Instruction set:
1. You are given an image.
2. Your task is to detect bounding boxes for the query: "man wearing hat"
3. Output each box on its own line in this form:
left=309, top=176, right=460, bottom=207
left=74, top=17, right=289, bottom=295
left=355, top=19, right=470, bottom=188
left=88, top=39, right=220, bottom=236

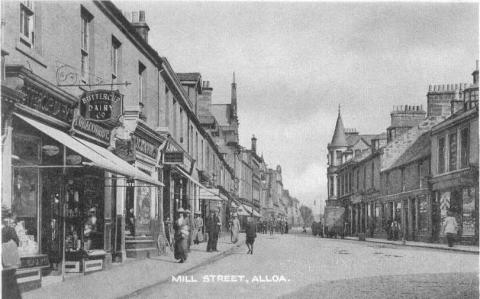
left=206, top=210, right=221, bottom=252
left=193, top=211, right=203, bottom=245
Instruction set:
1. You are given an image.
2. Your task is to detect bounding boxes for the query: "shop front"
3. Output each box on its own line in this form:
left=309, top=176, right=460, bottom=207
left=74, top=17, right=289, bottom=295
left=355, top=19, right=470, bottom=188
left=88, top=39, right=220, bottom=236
left=1, top=68, right=163, bottom=291
left=431, top=169, right=479, bottom=245
left=115, top=122, right=166, bottom=258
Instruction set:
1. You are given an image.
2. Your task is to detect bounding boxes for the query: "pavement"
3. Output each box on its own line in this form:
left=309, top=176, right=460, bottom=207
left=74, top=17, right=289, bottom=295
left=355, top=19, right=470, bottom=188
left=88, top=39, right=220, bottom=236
left=289, top=227, right=479, bottom=254
left=343, top=236, right=479, bottom=254
left=22, top=233, right=243, bottom=299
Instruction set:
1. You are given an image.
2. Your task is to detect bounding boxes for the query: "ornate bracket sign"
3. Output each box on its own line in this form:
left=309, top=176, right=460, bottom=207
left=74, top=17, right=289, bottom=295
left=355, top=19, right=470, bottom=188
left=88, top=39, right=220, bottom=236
left=79, top=90, right=123, bottom=122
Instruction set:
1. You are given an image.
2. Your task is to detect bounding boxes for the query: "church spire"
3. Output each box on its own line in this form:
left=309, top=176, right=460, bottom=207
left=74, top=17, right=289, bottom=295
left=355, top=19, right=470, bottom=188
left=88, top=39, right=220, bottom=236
left=330, top=106, right=347, bottom=147
left=231, top=71, right=238, bottom=121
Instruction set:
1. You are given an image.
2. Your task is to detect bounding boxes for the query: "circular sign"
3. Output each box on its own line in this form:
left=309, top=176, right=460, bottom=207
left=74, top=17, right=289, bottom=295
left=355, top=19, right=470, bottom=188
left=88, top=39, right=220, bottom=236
left=42, top=145, right=60, bottom=156
left=66, top=154, right=82, bottom=165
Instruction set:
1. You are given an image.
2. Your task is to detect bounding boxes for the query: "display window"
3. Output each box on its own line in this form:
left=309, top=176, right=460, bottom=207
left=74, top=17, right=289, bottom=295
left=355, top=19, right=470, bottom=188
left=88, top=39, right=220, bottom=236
left=461, top=187, right=476, bottom=236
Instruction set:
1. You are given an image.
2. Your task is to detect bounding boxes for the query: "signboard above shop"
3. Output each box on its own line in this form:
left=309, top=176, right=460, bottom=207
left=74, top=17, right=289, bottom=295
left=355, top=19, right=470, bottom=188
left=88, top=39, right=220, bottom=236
left=79, top=90, right=123, bottom=122
left=164, top=152, right=184, bottom=164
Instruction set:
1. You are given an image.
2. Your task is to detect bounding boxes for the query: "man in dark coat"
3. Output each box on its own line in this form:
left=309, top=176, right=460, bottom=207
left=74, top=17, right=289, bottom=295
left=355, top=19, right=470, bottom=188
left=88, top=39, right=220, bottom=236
left=245, top=216, right=257, bottom=254
left=206, top=211, right=220, bottom=252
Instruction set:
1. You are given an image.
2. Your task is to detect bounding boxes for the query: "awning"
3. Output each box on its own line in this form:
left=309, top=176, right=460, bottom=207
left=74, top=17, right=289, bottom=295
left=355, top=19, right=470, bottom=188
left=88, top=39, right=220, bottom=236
left=199, top=188, right=224, bottom=201
left=174, top=166, right=222, bottom=199
left=235, top=205, right=250, bottom=216
left=14, top=113, right=163, bottom=186
left=242, top=204, right=261, bottom=218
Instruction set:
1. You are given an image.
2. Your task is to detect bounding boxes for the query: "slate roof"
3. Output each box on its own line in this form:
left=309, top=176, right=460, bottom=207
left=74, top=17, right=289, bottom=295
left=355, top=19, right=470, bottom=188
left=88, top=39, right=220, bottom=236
left=388, top=131, right=431, bottom=170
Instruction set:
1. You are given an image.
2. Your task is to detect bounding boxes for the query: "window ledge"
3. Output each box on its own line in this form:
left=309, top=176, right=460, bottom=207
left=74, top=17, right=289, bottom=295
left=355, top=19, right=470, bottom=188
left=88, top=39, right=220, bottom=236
left=15, top=38, right=46, bottom=68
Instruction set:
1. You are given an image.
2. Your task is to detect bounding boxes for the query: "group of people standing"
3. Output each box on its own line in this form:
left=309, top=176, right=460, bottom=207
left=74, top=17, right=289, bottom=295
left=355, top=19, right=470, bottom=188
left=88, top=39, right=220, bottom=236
left=170, top=208, right=222, bottom=263
left=258, top=218, right=289, bottom=235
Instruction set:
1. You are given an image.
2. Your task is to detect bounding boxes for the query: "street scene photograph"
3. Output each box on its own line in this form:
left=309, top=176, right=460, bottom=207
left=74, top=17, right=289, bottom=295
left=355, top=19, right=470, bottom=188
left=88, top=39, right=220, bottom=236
left=0, top=1, right=478, bottom=298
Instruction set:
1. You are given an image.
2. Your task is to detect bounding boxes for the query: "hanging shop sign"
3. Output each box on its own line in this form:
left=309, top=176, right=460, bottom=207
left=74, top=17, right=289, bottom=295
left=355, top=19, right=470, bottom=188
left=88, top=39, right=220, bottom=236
left=164, top=152, right=184, bottom=164
left=72, top=114, right=111, bottom=144
left=79, top=90, right=123, bottom=122
left=134, top=136, right=158, bottom=160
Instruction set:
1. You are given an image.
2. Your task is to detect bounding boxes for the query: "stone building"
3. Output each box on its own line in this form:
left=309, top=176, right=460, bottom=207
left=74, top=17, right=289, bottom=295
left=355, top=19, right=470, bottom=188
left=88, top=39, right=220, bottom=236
left=0, top=0, right=237, bottom=289
left=326, top=62, right=479, bottom=246
left=429, top=62, right=479, bottom=245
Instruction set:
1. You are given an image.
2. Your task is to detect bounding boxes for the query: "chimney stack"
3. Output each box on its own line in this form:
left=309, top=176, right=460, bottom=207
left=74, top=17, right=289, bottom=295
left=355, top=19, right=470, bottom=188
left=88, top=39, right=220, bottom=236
left=131, top=10, right=150, bottom=43
left=251, top=135, right=257, bottom=154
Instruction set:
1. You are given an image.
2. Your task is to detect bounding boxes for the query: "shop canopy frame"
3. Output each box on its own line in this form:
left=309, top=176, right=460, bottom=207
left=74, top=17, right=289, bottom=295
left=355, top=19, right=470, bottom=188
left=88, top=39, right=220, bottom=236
left=14, top=113, right=164, bottom=187
left=174, top=166, right=225, bottom=201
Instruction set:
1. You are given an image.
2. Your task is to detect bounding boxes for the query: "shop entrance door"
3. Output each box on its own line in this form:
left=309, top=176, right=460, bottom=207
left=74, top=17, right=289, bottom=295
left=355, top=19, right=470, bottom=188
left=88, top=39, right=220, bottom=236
left=41, top=169, right=64, bottom=270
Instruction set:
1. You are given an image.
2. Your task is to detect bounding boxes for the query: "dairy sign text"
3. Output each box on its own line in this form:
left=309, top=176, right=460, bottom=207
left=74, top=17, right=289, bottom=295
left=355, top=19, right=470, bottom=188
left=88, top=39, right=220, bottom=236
left=79, top=90, right=123, bottom=121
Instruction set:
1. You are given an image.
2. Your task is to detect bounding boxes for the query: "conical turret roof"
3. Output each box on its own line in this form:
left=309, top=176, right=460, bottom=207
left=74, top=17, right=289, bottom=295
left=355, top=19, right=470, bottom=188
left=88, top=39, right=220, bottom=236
left=330, top=109, right=348, bottom=147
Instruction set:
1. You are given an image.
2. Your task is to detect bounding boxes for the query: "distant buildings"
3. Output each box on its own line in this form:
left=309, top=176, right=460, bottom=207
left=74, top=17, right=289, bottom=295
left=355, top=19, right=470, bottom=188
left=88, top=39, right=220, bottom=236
left=325, top=62, right=479, bottom=245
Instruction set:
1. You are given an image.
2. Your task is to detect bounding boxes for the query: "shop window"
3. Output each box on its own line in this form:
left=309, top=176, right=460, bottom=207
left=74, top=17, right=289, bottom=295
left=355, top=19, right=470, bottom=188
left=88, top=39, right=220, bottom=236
left=438, top=137, right=445, bottom=173
left=460, top=127, right=470, bottom=169
left=448, top=133, right=457, bottom=172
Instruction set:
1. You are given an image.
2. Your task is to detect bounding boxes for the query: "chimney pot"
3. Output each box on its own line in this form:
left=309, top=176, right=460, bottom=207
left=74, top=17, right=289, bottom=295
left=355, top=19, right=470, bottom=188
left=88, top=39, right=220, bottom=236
left=429, top=85, right=432, bottom=92
left=132, top=11, right=139, bottom=23
left=139, top=10, right=146, bottom=22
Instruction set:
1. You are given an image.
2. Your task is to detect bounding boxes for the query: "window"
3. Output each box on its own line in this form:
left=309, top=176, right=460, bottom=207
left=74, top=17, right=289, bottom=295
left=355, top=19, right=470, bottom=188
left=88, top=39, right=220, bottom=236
left=336, top=177, right=341, bottom=196
left=356, top=169, right=360, bottom=191
left=80, top=8, right=92, bottom=82
left=335, top=150, right=342, bottom=165
left=138, top=62, right=146, bottom=103
left=172, top=99, right=177, bottom=139
left=111, top=36, right=121, bottom=80
left=363, top=166, right=366, bottom=190
left=20, top=1, right=34, bottom=47
left=201, top=139, right=204, bottom=169
left=448, top=132, right=457, bottom=171
left=438, top=137, right=445, bottom=173
left=329, top=177, right=334, bottom=197
left=195, top=132, right=199, bottom=163
left=460, top=127, right=470, bottom=169
left=371, top=161, right=375, bottom=188
left=401, top=168, right=405, bottom=192
left=179, top=108, right=184, bottom=143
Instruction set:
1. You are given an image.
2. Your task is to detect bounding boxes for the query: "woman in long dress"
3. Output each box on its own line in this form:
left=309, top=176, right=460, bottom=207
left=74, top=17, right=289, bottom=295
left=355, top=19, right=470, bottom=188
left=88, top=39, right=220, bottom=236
left=174, top=208, right=188, bottom=263
left=231, top=214, right=241, bottom=243
left=193, top=213, right=203, bottom=245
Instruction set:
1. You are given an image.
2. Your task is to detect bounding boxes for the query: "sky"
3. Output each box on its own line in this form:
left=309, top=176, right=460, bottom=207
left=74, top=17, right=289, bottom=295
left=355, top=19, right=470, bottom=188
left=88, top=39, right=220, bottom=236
left=116, top=1, right=478, bottom=213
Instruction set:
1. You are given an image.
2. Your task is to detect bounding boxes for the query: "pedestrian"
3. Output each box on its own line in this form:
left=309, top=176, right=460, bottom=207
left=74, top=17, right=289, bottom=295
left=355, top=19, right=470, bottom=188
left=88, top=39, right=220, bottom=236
left=173, top=208, right=188, bottom=263
left=269, top=218, right=274, bottom=235
left=443, top=210, right=458, bottom=248
left=302, top=225, right=307, bottom=233
left=386, top=218, right=393, bottom=240
left=193, top=212, right=203, bottom=245
left=231, top=214, right=241, bottom=243
left=184, top=209, right=192, bottom=251
left=285, top=221, right=289, bottom=234
left=206, top=211, right=221, bottom=252
left=2, top=207, right=21, bottom=299
left=391, top=219, right=400, bottom=241
left=245, top=216, right=257, bottom=254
